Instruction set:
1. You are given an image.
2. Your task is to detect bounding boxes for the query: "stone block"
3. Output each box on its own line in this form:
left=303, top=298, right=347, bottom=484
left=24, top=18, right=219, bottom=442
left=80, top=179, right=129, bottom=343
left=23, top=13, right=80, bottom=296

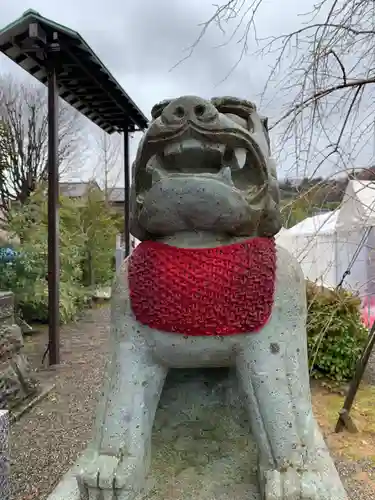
left=0, top=292, right=14, bottom=322
left=0, top=354, right=38, bottom=410
left=0, top=290, right=39, bottom=410
left=0, top=323, right=24, bottom=358
left=0, top=410, right=10, bottom=500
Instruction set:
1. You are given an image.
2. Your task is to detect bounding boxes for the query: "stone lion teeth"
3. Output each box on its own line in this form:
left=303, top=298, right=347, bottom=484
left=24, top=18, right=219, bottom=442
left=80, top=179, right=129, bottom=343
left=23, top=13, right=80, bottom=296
left=152, top=168, right=165, bottom=183
left=268, top=157, right=277, bottom=178
left=146, top=164, right=165, bottom=183
left=220, top=166, right=234, bottom=185
left=234, top=148, right=247, bottom=169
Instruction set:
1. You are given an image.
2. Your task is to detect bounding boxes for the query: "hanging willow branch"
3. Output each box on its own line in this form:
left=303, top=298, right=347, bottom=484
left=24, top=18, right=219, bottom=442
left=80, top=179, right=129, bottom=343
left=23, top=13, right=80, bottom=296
left=183, top=0, right=375, bottom=180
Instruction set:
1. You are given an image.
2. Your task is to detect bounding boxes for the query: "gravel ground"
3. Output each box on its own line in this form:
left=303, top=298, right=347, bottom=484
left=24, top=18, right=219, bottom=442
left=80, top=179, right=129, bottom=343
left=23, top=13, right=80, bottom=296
left=9, top=305, right=375, bottom=500
left=335, top=459, right=375, bottom=499
left=10, top=306, right=110, bottom=500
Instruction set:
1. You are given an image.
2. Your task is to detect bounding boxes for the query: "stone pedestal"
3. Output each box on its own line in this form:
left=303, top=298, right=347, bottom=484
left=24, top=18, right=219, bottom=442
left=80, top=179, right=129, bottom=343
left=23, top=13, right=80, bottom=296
left=0, top=291, right=39, bottom=410
left=0, top=410, right=10, bottom=500
left=46, top=368, right=261, bottom=500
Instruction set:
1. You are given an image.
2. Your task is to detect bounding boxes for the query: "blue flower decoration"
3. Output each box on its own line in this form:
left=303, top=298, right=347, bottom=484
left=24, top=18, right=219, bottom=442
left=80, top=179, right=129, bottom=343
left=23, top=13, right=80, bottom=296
left=0, top=247, right=18, bottom=263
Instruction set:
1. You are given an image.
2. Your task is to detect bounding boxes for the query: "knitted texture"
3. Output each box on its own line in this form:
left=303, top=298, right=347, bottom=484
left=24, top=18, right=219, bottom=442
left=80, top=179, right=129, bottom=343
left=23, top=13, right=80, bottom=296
left=128, top=237, right=276, bottom=336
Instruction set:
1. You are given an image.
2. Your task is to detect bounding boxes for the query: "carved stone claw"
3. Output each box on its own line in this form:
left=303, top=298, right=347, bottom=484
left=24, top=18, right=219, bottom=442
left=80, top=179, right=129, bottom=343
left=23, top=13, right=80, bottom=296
left=264, top=468, right=337, bottom=500
left=77, top=454, right=142, bottom=500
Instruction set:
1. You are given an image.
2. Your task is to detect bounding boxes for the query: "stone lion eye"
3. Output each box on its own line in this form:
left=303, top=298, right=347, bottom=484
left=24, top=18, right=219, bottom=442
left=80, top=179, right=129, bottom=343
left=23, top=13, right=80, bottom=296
left=215, top=102, right=254, bottom=127
left=216, top=106, right=252, bottom=130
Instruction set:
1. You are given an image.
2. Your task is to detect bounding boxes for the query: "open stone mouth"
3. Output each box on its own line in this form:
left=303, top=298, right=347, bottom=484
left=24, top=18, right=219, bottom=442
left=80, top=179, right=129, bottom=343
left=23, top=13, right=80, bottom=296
left=145, top=138, right=265, bottom=188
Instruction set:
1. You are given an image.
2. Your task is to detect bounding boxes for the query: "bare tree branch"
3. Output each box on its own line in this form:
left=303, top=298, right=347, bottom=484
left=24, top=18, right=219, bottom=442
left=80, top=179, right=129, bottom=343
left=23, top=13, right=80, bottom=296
left=0, top=73, right=89, bottom=219
left=92, top=129, right=122, bottom=203
left=170, top=0, right=263, bottom=75
left=186, top=0, right=375, bottom=181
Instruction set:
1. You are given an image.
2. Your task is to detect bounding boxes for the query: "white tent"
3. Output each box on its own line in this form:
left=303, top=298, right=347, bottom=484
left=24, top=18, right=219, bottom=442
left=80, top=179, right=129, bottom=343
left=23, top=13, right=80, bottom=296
left=337, top=180, right=375, bottom=229
left=276, top=210, right=339, bottom=288
left=276, top=180, right=375, bottom=296
left=336, top=180, right=375, bottom=297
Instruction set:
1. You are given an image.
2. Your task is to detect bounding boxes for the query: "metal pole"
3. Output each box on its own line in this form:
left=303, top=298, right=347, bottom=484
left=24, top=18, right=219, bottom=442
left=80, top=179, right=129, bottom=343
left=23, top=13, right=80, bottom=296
left=123, top=127, right=130, bottom=258
left=47, top=43, right=60, bottom=366
left=335, top=321, right=375, bottom=432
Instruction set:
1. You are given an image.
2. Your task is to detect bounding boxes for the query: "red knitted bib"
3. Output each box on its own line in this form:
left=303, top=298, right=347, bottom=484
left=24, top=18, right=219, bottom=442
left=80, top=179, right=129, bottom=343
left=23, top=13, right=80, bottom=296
left=128, top=237, right=276, bottom=336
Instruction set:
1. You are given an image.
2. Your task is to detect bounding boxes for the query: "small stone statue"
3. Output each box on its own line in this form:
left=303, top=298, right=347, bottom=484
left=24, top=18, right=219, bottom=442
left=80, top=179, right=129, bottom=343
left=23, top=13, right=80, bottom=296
left=77, top=96, right=348, bottom=499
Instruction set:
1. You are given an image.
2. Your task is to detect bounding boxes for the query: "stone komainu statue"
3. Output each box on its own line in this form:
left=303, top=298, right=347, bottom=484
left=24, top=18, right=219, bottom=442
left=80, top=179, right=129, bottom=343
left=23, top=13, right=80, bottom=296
left=77, top=96, right=348, bottom=499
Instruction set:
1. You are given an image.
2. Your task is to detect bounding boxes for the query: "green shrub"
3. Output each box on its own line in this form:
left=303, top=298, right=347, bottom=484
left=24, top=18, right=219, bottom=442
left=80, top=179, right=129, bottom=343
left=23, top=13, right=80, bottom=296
left=0, top=185, right=119, bottom=324
left=0, top=189, right=88, bottom=323
left=79, top=186, right=118, bottom=287
left=306, top=281, right=368, bottom=382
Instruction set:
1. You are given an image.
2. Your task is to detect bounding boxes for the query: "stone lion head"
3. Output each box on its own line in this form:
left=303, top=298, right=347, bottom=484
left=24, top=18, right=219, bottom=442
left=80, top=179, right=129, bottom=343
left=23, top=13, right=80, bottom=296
left=130, top=95, right=281, bottom=240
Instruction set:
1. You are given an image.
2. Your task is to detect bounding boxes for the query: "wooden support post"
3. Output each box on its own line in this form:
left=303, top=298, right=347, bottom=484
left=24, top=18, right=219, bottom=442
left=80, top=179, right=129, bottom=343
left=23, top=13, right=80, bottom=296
left=47, top=34, right=60, bottom=366
left=335, top=321, right=375, bottom=433
left=123, top=126, right=130, bottom=258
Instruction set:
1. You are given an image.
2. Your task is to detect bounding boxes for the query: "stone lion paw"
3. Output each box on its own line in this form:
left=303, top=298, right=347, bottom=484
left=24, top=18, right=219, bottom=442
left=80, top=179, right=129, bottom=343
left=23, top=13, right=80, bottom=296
left=76, top=454, right=140, bottom=500
left=264, top=468, right=332, bottom=500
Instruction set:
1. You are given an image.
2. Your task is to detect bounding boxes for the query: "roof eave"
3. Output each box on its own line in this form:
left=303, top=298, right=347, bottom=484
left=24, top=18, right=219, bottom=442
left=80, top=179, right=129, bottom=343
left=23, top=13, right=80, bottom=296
left=0, top=11, right=149, bottom=132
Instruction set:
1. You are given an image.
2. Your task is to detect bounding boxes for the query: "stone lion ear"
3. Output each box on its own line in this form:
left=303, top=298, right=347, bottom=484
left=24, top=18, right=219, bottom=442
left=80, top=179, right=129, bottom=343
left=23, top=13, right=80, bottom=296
left=260, top=116, right=269, bottom=133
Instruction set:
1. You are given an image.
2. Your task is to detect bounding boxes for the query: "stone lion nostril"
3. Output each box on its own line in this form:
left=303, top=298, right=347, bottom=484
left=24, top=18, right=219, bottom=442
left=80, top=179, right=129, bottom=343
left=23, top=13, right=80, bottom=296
left=173, top=105, right=185, bottom=118
left=194, top=104, right=206, bottom=117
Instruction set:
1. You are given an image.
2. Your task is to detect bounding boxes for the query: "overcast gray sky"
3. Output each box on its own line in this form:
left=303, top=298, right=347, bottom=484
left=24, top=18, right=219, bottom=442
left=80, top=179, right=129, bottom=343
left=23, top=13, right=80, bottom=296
left=1, top=1, right=302, bottom=108
left=2, top=0, right=368, bottom=184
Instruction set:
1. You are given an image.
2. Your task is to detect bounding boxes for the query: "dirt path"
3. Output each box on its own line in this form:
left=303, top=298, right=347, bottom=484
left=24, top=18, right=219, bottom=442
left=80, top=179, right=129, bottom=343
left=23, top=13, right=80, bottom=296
left=312, top=383, right=375, bottom=498
left=9, top=306, right=375, bottom=499
left=10, top=306, right=110, bottom=500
